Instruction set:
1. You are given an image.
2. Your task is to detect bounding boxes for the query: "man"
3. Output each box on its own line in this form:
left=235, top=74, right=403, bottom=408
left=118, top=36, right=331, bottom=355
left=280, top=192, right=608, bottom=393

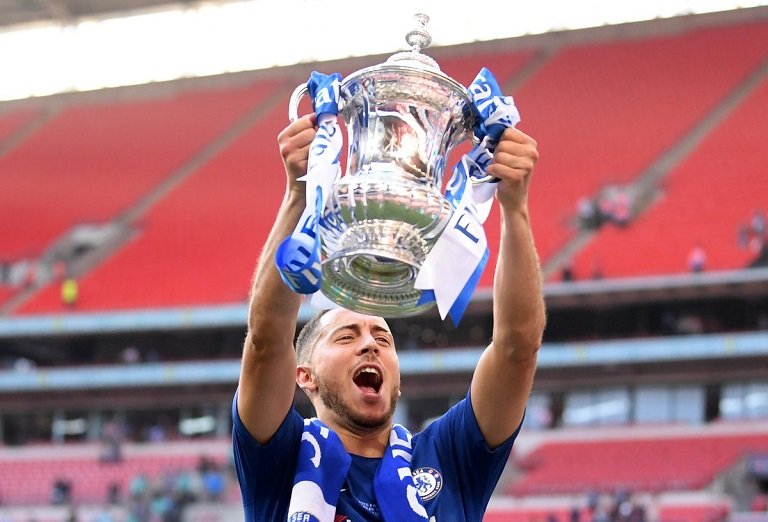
left=232, top=112, right=545, bottom=521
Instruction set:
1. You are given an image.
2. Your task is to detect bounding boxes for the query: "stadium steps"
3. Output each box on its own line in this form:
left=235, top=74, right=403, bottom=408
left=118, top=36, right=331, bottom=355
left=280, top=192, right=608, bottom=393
left=0, top=106, right=58, bottom=159
left=543, top=53, right=768, bottom=280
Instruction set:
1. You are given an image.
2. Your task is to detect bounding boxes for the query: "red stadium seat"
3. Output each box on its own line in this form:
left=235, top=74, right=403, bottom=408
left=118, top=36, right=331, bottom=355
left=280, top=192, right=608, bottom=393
left=5, top=18, right=768, bottom=312
left=507, top=433, right=768, bottom=496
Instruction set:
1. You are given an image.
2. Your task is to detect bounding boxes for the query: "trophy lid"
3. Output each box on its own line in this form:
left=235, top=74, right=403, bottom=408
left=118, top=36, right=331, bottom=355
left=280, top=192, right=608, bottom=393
left=385, top=13, right=441, bottom=71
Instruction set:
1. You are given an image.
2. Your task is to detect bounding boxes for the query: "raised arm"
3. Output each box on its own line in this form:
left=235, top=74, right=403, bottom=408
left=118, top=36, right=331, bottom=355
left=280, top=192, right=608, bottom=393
left=470, top=127, right=546, bottom=449
left=236, top=113, right=317, bottom=444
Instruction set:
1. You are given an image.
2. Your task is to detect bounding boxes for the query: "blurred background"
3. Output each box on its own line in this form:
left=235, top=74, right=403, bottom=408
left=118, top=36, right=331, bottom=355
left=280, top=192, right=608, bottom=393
left=1, top=1, right=767, bottom=520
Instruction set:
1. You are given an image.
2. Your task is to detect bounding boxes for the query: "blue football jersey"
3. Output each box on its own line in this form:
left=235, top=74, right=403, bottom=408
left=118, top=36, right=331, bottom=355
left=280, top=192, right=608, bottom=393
left=232, top=392, right=519, bottom=521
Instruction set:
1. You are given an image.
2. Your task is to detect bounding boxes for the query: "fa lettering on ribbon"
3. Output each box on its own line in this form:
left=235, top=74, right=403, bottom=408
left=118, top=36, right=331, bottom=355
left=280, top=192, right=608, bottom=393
left=454, top=211, right=481, bottom=245
left=280, top=214, right=322, bottom=292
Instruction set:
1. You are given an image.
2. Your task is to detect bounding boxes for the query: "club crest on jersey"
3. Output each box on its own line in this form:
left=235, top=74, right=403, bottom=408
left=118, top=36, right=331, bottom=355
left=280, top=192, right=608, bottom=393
left=412, top=467, right=443, bottom=501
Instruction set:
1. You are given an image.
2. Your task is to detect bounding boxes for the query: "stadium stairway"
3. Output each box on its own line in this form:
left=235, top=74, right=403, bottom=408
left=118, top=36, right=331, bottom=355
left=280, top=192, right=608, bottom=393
left=0, top=106, right=54, bottom=158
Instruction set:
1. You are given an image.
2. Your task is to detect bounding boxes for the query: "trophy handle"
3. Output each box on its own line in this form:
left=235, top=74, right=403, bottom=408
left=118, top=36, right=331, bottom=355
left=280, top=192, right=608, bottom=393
left=467, top=128, right=497, bottom=184
left=288, top=83, right=309, bottom=122
left=471, top=173, right=499, bottom=184
left=288, top=82, right=346, bottom=122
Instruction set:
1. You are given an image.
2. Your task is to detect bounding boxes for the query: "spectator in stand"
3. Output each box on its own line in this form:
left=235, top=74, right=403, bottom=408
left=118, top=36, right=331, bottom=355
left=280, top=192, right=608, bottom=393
left=8, top=258, right=31, bottom=288
left=738, top=210, right=767, bottom=257
left=752, top=210, right=766, bottom=238
left=100, top=419, right=124, bottom=463
left=106, top=482, right=120, bottom=505
left=561, top=262, right=575, bottom=282
left=577, top=196, right=601, bottom=229
left=570, top=505, right=582, bottom=521
left=750, top=210, right=766, bottom=255
left=50, top=478, right=72, bottom=505
left=611, top=188, right=631, bottom=227
left=121, top=346, right=141, bottom=364
left=202, top=464, right=225, bottom=502
left=129, top=473, right=149, bottom=502
left=688, top=244, right=707, bottom=273
left=60, top=277, right=79, bottom=308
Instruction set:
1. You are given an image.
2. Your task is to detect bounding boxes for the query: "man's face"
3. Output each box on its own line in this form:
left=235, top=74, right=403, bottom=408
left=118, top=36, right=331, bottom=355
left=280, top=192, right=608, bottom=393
left=305, top=308, right=401, bottom=431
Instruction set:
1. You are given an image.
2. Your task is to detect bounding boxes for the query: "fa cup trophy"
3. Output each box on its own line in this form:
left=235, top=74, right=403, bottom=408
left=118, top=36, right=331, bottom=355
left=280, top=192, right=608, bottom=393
left=277, top=14, right=520, bottom=321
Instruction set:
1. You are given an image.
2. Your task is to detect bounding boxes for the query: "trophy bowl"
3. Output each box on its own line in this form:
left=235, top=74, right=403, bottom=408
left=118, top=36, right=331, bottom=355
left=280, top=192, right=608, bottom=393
left=289, top=15, right=477, bottom=317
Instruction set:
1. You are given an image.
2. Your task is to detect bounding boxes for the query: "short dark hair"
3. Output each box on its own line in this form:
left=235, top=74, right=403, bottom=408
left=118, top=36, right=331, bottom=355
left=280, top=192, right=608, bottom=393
left=295, top=309, right=331, bottom=364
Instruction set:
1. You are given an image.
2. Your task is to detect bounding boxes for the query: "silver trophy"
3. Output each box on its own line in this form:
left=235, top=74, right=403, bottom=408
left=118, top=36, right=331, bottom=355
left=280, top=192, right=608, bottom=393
left=289, top=14, right=483, bottom=317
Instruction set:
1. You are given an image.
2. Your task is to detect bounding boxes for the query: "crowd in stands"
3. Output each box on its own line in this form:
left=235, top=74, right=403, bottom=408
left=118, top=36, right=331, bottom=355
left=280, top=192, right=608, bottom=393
left=571, top=490, right=648, bottom=522
left=44, top=454, right=231, bottom=522
left=738, top=209, right=767, bottom=264
left=576, top=185, right=635, bottom=232
left=0, top=256, right=67, bottom=292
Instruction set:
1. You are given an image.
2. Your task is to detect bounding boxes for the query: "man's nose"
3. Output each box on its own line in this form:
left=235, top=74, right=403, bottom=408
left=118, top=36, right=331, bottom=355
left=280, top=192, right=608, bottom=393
left=356, top=335, right=380, bottom=355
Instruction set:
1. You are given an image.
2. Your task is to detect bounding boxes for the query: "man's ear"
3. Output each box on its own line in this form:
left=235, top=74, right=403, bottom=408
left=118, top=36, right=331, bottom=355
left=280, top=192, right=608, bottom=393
left=296, top=365, right=317, bottom=392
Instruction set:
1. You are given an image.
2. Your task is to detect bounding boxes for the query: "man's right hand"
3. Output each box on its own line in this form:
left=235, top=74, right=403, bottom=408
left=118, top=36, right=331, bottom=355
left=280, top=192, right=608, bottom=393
left=278, top=113, right=317, bottom=194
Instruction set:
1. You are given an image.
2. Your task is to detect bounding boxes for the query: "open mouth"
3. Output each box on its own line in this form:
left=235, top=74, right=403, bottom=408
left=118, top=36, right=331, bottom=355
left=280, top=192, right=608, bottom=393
left=353, top=366, right=383, bottom=395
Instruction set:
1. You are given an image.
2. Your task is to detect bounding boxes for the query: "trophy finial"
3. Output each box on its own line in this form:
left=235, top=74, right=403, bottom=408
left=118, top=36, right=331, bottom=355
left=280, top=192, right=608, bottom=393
left=387, top=13, right=439, bottom=70
left=406, top=13, right=432, bottom=53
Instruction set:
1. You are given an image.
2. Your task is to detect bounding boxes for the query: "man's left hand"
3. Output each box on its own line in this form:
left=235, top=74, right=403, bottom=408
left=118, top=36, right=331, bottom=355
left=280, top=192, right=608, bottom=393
left=486, top=128, right=539, bottom=211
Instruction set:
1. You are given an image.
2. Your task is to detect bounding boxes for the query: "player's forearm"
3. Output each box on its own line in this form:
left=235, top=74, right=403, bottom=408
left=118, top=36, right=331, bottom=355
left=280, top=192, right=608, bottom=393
left=492, top=205, right=546, bottom=358
left=245, top=190, right=305, bottom=352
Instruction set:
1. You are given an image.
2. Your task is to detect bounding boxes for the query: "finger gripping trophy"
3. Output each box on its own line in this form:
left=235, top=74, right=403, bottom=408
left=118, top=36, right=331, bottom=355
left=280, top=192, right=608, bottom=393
left=279, top=14, right=520, bottom=322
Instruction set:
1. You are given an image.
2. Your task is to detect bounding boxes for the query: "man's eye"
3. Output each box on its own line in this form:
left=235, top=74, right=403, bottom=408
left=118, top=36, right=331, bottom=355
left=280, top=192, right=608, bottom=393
left=377, top=337, right=391, bottom=345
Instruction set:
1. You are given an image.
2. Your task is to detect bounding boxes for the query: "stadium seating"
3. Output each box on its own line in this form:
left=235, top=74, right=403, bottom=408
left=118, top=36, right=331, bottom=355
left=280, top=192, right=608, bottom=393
left=3, top=18, right=768, bottom=312
left=0, top=80, right=281, bottom=262
left=437, top=47, right=536, bottom=87
left=0, top=441, right=229, bottom=505
left=510, top=19, right=768, bottom=284
left=572, top=78, right=768, bottom=278
left=18, top=95, right=291, bottom=312
left=507, top=432, right=768, bottom=496
left=15, top=52, right=536, bottom=313
left=657, top=501, right=731, bottom=522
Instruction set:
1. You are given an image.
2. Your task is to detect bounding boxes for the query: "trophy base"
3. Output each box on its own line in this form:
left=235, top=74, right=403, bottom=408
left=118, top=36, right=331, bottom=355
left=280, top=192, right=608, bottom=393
left=320, top=220, right=435, bottom=317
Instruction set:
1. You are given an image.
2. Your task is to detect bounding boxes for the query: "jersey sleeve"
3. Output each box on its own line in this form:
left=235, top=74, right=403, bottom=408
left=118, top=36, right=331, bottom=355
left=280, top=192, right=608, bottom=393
left=231, top=390, right=303, bottom=518
left=420, top=391, right=522, bottom=517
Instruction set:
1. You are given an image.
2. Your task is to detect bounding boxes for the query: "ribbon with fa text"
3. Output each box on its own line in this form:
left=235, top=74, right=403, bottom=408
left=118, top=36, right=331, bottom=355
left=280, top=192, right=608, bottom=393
left=414, top=67, right=521, bottom=325
left=275, top=72, right=342, bottom=296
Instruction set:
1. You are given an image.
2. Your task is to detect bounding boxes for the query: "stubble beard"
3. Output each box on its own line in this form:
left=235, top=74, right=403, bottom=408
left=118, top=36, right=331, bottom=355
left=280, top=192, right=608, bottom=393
left=316, top=374, right=398, bottom=431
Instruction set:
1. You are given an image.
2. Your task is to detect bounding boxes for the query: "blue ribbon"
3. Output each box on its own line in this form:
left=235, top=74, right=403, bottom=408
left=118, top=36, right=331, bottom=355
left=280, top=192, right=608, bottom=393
left=469, top=67, right=519, bottom=146
left=308, top=71, right=342, bottom=117
left=416, top=67, right=519, bottom=325
left=447, top=248, right=490, bottom=325
left=275, top=72, right=342, bottom=295
left=275, top=186, right=324, bottom=294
